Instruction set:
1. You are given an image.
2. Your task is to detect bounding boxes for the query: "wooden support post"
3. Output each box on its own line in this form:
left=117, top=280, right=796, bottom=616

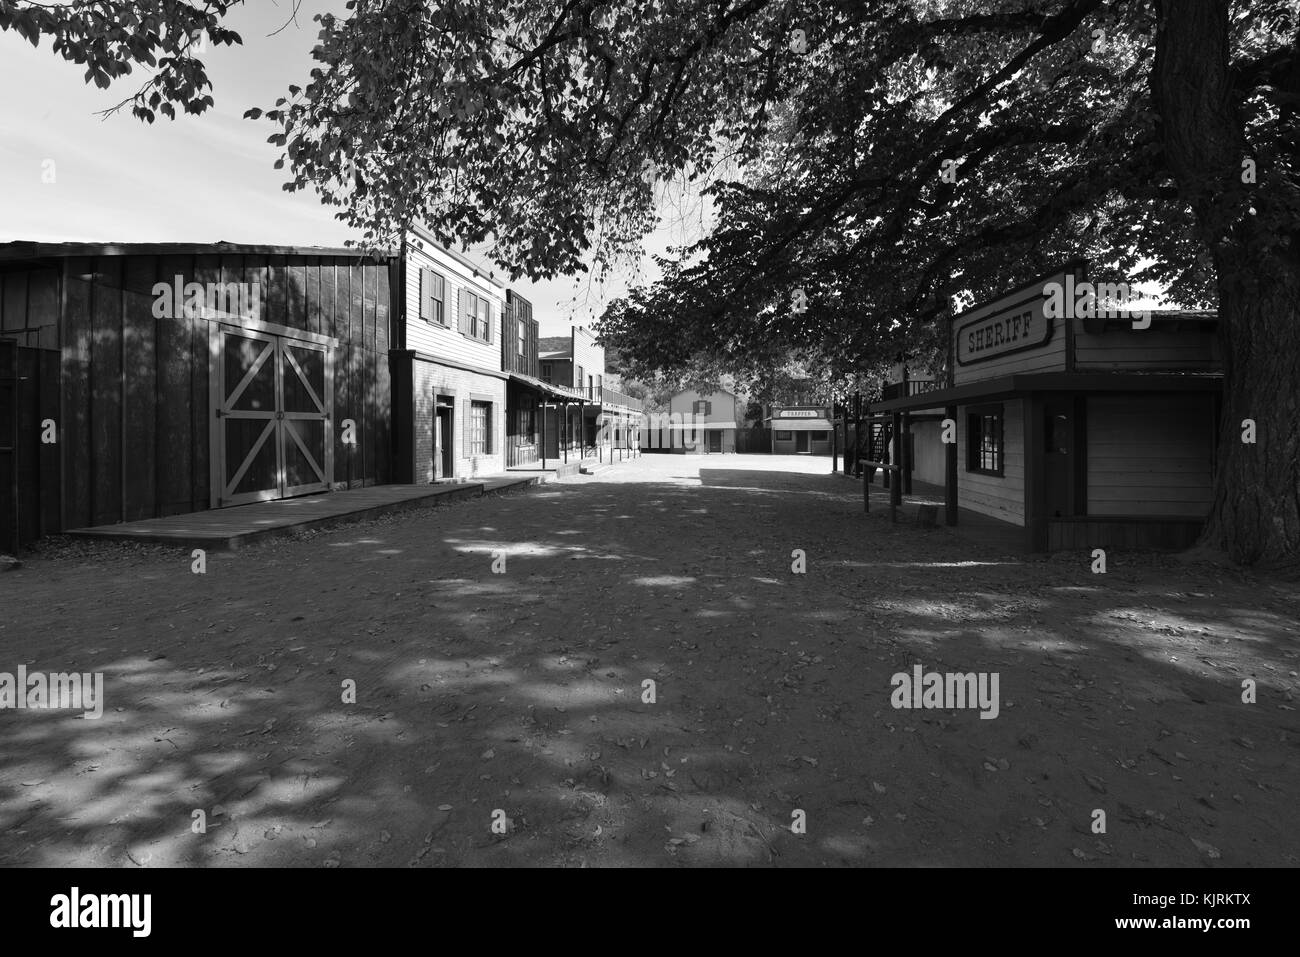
left=541, top=400, right=547, bottom=469
left=831, top=399, right=839, bottom=474
left=902, top=410, right=913, bottom=495
left=853, top=392, right=862, bottom=477
left=1024, top=394, right=1047, bottom=552
left=890, top=411, right=902, bottom=521
left=944, top=403, right=958, bottom=526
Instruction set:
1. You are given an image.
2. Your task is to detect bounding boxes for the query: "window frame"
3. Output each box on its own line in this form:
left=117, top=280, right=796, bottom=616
left=421, top=268, right=447, bottom=326
left=462, top=290, right=492, bottom=344
left=966, top=403, right=1005, bottom=477
left=469, top=400, right=492, bottom=456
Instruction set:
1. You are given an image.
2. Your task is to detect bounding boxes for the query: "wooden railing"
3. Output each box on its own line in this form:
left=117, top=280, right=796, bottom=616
left=879, top=379, right=943, bottom=401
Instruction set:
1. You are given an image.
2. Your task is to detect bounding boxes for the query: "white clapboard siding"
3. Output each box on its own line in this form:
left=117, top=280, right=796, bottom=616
left=669, top=388, right=740, bottom=424
left=404, top=241, right=502, bottom=373
left=1074, top=327, right=1220, bottom=370
left=572, top=327, right=605, bottom=392
left=957, top=400, right=1025, bottom=525
left=1086, top=395, right=1213, bottom=517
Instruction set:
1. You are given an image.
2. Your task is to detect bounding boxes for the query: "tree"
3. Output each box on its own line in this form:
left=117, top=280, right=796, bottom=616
left=10, top=0, right=1298, bottom=564
left=0, top=1, right=241, bottom=121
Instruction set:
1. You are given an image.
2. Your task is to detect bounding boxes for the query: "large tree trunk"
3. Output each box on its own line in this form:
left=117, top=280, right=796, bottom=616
left=1153, top=0, right=1300, bottom=566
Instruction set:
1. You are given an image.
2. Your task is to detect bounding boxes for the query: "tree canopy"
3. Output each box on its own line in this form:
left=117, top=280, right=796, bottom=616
left=7, top=0, right=1298, bottom=563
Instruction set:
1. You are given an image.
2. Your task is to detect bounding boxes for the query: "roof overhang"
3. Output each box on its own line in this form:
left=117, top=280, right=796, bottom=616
left=508, top=371, right=586, bottom=400
left=869, top=372, right=1224, bottom=413
left=766, top=418, right=833, bottom=431
left=652, top=422, right=738, bottom=430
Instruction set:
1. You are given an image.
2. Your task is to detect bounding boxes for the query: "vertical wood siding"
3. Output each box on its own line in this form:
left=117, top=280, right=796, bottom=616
left=9, top=250, right=392, bottom=532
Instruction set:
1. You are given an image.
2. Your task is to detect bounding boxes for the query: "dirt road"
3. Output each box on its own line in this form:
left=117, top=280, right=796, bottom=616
left=2, top=455, right=1297, bottom=866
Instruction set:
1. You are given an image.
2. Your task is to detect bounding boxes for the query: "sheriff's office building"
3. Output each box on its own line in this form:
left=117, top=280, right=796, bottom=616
left=768, top=405, right=834, bottom=455
left=390, top=226, right=509, bottom=483
left=868, top=261, right=1222, bottom=551
left=0, top=240, right=394, bottom=550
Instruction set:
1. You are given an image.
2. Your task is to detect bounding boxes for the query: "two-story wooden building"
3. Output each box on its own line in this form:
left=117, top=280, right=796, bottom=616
left=643, top=388, right=742, bottom=453
left=538, top=325, right=642, bottom=461
left=390, top=225, right=509, bottom=483
left=869, top=261, right=1223, bottom=551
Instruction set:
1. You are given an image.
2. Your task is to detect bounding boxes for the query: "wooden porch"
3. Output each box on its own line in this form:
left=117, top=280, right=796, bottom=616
left=66, top=476, right=540, bottom=550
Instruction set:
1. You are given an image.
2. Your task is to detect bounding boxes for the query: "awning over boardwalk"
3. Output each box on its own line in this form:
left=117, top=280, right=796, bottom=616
left=764, top=418, right=833, bottom=431
left=508, top=371, right=586, bottom=401
left=868, top=371, right=1223, bottom=412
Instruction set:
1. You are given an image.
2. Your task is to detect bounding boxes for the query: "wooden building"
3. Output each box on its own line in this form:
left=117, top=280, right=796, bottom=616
left=390, top=226, right=508, bottom=483
left=0, top=241, right=394, bottom=550
left=767, top=404, right=834, bottom=455
left=538, top=325, right=642, bottom=461
left=869, top=262, right=1223, bottom=551
left=643, top=388, right=741, bottom=453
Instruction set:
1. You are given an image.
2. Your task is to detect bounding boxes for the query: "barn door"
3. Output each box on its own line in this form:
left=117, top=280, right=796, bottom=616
left=278, top=338, right=332, bottom=497
left=213, top=325, right=333, bottom=507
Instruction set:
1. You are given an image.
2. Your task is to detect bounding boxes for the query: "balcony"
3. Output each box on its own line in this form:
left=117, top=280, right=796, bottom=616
left=879, top=379, right=943, bottom=402
left=596, top=385, right=643, bottom=411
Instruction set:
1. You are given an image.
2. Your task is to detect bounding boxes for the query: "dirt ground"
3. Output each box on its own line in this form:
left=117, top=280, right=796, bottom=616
left=1, top=454, right=1297, bottom=867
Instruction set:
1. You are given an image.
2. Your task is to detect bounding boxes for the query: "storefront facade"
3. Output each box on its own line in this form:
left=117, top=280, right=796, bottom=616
left=391, top=226, right=507, bottom=483
left=871, top=261, right=1222, bottom=551
left=769, top=405, right=834, bottom=455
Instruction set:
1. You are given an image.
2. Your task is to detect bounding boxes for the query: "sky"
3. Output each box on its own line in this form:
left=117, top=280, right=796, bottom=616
left=0, top=1, right=703, bottom=336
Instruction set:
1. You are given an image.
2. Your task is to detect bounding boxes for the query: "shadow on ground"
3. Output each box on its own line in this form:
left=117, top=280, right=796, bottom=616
left=2, top=458, right=1297, bottom=867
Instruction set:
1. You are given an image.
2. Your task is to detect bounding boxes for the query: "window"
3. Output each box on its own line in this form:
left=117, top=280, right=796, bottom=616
left=967, top=406, right=1004, bottom=476
left=540, top=362, right=552, bottom=384
left=516, top=317, right=526, bottom=362
left=775, top=430, right=793, bottom=440
left=693, top=400, right=712, bottom=415
left=514, top=405, right=534, bottom=442
left=463, top=290, right=492, bottom=343
left=420, top=268, right=446, bottom=325
left=810, top=431, right=828, bottom=440
left=576, top=365, right=584, bottom=392
left=470, top=401, right=492, bottom=455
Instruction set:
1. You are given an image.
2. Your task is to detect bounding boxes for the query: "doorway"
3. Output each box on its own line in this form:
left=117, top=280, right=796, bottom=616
left=435, top=401, right=454, bottom=480
left=1043, top=397, right=1074, bottom=517
left=708, top=430, right=723, bottom=453
left=212, top=323, right=333, bottom=508
left=795, top=431, right=810, bottom=453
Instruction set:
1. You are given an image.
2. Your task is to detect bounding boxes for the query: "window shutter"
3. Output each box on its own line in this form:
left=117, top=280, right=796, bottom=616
left=419, top=269, right=431, bottom=322
left=463, top=398, right=471, bottom=458
left=485, top=302, right=492, bottom=343
left=458, top=289, right=468, bottom=335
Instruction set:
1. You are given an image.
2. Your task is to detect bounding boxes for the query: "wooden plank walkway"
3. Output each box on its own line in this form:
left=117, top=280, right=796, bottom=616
left=67, top=476, right=540, bottom=549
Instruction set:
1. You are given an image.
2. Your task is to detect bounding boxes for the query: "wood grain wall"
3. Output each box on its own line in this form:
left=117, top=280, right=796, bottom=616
left=3, top=252, right=393, bottom=532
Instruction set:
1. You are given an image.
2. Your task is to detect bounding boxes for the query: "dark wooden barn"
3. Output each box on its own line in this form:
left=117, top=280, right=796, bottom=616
left=0, top=242, right=397, bottom=551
